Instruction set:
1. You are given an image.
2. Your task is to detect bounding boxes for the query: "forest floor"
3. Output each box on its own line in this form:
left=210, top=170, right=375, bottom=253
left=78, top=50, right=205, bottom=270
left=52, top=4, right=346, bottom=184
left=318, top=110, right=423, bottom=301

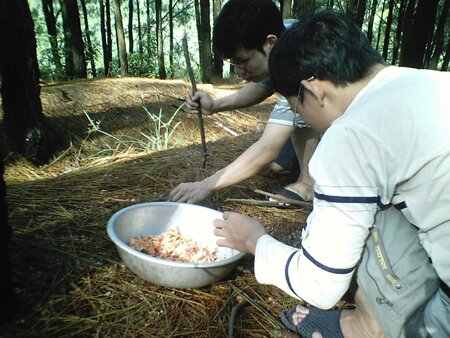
left=0, top=77, right=352, bottom=337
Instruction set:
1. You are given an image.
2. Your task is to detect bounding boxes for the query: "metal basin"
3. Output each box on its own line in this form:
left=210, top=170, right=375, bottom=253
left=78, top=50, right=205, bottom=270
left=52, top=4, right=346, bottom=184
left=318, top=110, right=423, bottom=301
left=107, top=202, right=245, bottom=288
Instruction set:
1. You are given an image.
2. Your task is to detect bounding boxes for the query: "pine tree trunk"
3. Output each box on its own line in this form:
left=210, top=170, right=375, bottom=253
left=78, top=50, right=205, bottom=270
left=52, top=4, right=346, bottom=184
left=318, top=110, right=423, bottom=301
left=41, top=0, right=63, bottom=79
left=136, top=0, right=143, bottom=55
left=0, top=0, right=57, bottom=163
left=283, top=0, right=293, bottom=18
left=199, top=0, right=213, bottom=83
left=155, top=0, right=167, bottom=79
left=99, top=0, right=110, bottom=76
left=80, top=0, right=97, bottom=77
left=293, top=0, right=315, bottom=17
left=113, top=0, right=128, bottom=76
left=169, top=0, right=174, bottom=77
left=429, top=0, right=450, bottom=69
left=375, top=0, right=386, bottom=50
left=391, top=0, right=406, bottom=65
left=128, top=0, right=134, bottom=54
left=59, top=0, right=87, bottom=78
left=382, top=0, right=395, bottom=61
left=441, top=37, right=450, bottom=71
left=400, top=0, right=439, bottom=68
left=106, top=0, right=113, bottom=73
left=366, top=0, right=378, bottom=43
left=212, top=0, right=223, bottom=78
left=346, top=0, right=367, bottom=27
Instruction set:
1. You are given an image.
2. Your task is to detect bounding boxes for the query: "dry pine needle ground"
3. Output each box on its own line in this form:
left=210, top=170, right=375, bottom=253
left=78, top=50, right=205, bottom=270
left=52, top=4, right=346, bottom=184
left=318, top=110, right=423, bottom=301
left=1, top=77, right=352, bottom=337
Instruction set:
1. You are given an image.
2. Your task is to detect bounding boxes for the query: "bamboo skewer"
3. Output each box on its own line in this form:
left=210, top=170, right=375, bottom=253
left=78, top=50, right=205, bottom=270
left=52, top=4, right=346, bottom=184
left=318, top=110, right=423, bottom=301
left=182, top=33, right=208, bottom=169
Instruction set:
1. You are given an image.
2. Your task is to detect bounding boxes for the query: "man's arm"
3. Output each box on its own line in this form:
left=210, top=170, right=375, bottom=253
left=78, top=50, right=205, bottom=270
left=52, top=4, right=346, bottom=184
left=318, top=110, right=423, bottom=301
left=168, top=124, right=294, bottom=203
left=185, top=82, right=274, bottom=115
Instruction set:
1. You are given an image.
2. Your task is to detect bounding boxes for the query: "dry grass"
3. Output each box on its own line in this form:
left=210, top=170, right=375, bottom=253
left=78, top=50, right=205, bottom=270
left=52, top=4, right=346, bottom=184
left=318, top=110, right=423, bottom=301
left=1, top=77, right=351, bottom=337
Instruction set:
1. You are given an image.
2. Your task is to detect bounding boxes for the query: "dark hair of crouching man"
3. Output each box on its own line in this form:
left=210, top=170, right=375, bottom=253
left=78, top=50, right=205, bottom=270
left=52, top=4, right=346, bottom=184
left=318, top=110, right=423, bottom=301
left=213, top=0, right=285, bottom=59
left=269, top=11, right=385, bottom=97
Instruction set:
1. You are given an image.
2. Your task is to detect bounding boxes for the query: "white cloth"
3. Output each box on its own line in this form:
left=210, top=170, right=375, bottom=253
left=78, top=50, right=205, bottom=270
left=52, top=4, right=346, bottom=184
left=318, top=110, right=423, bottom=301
left=254, top=66, right=450, bottom=309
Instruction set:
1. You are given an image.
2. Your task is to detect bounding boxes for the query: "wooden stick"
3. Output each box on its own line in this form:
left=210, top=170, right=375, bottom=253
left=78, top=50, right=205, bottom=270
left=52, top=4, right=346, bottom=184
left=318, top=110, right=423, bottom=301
left=182, top=33, right=208, bottom=169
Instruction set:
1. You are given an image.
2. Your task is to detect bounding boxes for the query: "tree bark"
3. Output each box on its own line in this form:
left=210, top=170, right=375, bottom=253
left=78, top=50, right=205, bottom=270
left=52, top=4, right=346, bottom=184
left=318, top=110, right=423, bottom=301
left=106, top=0, right=113, bottom=74
left=382, top=0, right=395, bottom=61
left=366, top=0, right=378, bottom=43
left=155, top=0, right=167, bottom=78
left=99, top=0, right=110, bottom=76
left=346, top=0, right=367, bottom=27
left=441, top=36, right=450, bottom=71
left=212, top=0, right=223, bottom=78
left=136, top=0, right=143, bottom=55
left=0, top=0, right=57, bottom=163
left=375, top=0, right=386, bottom=50
left=128, top=0, right=134, bottom=54
left=283, top=0, right=293, bottom=18
left=391, top=0, right=406, bottom=65
left=169, top=0, right=174, bottom=77
left=41, top=0, right=63, bottom=78
left=59, top=0, right=87, bottom=78
left=113, top=0, right=129, bottom=76
left=293, top=0, right=315, bottom=17
left=195, top=0, right=213, bottom=83
left=429, top=0, right=450, bottom=69
left=400, top=0, right=439, bottom=68
left=80, top=0, right=97, bottom=77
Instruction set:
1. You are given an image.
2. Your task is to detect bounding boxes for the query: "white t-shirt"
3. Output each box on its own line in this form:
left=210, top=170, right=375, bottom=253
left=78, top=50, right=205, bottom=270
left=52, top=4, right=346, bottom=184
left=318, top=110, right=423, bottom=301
left=254, top=66, right=450, bottom=308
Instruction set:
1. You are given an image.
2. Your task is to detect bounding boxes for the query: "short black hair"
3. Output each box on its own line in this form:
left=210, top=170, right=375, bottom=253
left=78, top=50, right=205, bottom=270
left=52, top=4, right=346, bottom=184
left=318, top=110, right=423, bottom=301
left=213, top=0, right=284, bottom=59
left=269, top=10, right=386, bottom=97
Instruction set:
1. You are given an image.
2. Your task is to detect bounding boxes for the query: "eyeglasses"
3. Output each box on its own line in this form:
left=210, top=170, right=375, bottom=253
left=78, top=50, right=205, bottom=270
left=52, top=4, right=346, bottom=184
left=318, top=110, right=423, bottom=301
left=293, top=76, right=315, bottom=127
left=225, top=50, right=256, bottom=68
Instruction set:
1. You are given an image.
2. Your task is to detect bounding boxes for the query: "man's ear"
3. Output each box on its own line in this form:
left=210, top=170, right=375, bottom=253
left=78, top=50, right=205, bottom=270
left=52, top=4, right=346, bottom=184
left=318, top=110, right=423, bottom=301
left=302, top=79, right=325, bottom=107
left=265, top=34, right=278, bottom=48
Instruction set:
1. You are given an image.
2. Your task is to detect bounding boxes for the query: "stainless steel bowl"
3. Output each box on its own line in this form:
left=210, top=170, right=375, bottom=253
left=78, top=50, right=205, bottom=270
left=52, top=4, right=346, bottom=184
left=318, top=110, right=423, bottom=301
left=107, top=202, right=245, bottom=288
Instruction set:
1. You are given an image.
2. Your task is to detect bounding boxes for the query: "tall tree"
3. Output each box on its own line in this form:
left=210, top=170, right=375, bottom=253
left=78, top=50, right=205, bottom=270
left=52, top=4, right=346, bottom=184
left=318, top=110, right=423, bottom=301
left=441, top=37, right=450, bottom=71
left=375, top=0, right=386, bottom=50
left=100, top=0, right=110, bottom=75
left=41, top=0, right=63, bottom=78
left=128, top=0, right=134, bottom=53
left=136, top=0, right=143, bottom=55
left=155, top=0, right=167, bottom=78
left=169, top=0, right=174, bottom=77
left=366, top=0, right=378, bottom=43
left=59, top=0, right=87, bottom=78
left=346, top=0, right=367, bottom=27
left=293, top=0, right=315, bottom=17
left=282, top=0, right=293, bottom=18
left=106, top=0, right=113, bottom=73
left=391, top=0, right=407, bottom=65
left=212, top=0, right=223, bottom=78
left=382, top=0, right=395, bottom=61
left=80, top=0, right=97, bottom=77
left=113, top=0, right=129, bottom=76
left=195, top=0, right=213, bottom=83
left=429, top=0, right=450, bottom=69
left=0, top=0, right=57, bottom=162
left=400, top=0, right=440, bottom=68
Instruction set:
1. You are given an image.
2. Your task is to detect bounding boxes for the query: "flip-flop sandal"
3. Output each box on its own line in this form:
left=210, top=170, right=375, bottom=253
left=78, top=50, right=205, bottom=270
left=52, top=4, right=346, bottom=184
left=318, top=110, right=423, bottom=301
left=281, top=305, right=344, bottom=338
left=269, top=186, right=309, bottom=202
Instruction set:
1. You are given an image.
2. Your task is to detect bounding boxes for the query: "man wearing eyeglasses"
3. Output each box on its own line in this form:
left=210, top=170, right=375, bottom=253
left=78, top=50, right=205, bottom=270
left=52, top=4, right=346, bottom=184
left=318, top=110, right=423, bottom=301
left=214, top=10, right=450, bottom=338
left=169, top=0, right=319, bottom=205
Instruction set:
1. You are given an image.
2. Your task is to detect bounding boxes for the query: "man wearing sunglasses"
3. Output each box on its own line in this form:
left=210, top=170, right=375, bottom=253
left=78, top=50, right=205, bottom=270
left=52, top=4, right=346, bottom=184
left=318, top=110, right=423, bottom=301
left=214, top=10, right=449, bottom=338
left=169, top=0, right=319, bottom=205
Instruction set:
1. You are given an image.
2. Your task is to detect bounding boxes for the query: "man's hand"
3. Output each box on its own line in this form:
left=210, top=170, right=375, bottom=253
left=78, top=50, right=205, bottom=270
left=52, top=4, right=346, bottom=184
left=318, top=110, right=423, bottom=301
left=168, top=181, right=212, bottom=204
left=185, top=91, right=215, bottom=115
left=213, top=212, right=267, bottom=254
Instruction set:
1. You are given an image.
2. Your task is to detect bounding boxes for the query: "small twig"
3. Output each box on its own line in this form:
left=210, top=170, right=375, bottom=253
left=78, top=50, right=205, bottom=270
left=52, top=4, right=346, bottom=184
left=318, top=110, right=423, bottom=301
left=230, top=284, right=285, bottom=330
left=182, top=33, right=208, bottom=169
left=213, top=120, right=239, bottom=136
left=225, top=198, right=300, bottom=209
left=254, top=189, right=312, bottom=208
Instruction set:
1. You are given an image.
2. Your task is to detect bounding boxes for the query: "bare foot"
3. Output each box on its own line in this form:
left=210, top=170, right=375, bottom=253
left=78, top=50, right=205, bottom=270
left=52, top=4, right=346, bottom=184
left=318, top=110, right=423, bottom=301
left=291, top=305, right=324, bottom=338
